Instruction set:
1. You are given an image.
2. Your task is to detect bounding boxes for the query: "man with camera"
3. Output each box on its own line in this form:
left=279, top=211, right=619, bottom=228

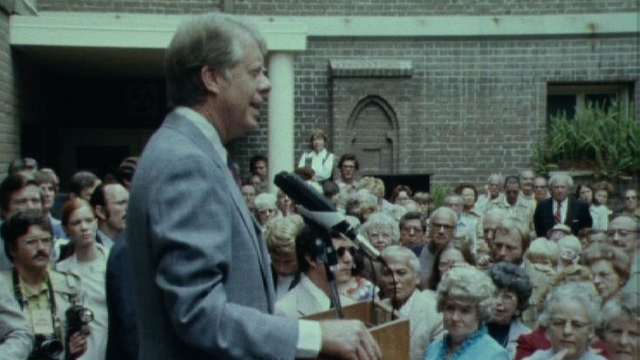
left=1, top=209, right=88, bottom=360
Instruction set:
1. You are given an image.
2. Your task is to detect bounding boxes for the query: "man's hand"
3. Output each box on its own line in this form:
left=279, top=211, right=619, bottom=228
left=320, top=320, right=381, bottom=360
left=67, top=331, right=88, bottom=359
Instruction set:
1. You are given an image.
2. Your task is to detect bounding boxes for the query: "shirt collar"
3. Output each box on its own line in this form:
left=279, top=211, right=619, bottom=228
left=174, top=106, right=227, bottom=163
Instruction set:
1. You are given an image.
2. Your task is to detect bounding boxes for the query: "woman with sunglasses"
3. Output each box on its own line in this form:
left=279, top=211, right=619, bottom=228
left=333, top=234, right=377, bottom=302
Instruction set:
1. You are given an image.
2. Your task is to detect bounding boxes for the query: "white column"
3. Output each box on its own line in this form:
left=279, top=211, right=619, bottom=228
left=267, top=52, right=295, bottom=192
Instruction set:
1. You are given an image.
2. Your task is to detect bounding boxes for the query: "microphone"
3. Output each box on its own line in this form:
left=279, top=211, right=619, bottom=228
left=274, top=172, right=387, bottom=266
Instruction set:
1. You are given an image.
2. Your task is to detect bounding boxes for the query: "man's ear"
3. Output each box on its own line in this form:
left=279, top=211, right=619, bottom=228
left=304, top=253, right=317, bottom=269
left=94, top=205, right=107, bottom=221
left=201, top=66, right=223, bottom=95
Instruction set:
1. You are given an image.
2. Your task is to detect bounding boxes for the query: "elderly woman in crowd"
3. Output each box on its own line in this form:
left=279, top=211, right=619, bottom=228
left=359, top=211, right=399, bottom=282
left=580, top=243, right=630, bottom=301
left=57, top=199, right=108, bottom=360
left=361, top=212, right=400, bottom=252
left=297, top=129, right=335, bottom=182
left=254, top=192, right=278, bottom=228
left=265, top=215, right=304, bottom=300
left=515, top=265, right=609, bottom=360
left=379, top=246, right=443, bottom=360
left=557, top=235, right=582, bottom=270
left=426, top=237, right=475, bottom=292
left=487, top=262, right=532, bottom=358
left=424, top=266, right=509, bottom=360
left=598, top=292, right=638, bottom=360
left=523, top=282, right=606, bottom=360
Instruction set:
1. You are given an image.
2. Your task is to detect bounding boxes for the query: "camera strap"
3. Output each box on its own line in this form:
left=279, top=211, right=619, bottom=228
left=12, top=268, right=61, bottom=336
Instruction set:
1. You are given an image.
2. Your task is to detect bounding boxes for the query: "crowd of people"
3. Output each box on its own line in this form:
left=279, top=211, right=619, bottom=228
left=250, top=150, right=639, bottom=360
left=0, top=137, right=639, bottom=360
left=1, top=12, right=639, bottom=360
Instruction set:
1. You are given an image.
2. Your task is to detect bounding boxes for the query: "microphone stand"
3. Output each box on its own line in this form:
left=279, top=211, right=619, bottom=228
left=307, top=222, right=344, bottom=319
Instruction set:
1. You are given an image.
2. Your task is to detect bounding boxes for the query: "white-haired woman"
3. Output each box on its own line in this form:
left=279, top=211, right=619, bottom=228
left=380, top=246, right=443, bottom=360
left=523, top=282, right=606, bottom=360
left=599, top=292, right=638, bottom=360
left=424, top=266, right=508, bottom=360
left=359, top=212, right=399, bottom=281
left=254, top=192, right=278, bottom=228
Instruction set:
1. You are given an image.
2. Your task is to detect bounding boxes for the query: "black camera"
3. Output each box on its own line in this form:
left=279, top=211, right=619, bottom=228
left=65, top=305, right=94, bottom=336
left=32, top=334, right=64, bottom=360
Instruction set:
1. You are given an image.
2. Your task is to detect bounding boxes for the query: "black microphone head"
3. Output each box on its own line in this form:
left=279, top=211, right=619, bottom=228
left=274, top=171, right=337, bottom=212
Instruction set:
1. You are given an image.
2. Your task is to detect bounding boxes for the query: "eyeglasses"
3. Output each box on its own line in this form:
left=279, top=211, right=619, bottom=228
left=549, top=318, right=590, bottom=331
left=431, top=223, right=454, bottom=231
left=607, top=229, right=638, bottom=237
left=21, top=236, right=53, bottom=248
left=336, top=246, right=356, bottom=258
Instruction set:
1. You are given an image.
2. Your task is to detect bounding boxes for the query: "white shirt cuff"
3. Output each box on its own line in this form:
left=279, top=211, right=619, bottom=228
left=295, top=320, right=322, bottom=358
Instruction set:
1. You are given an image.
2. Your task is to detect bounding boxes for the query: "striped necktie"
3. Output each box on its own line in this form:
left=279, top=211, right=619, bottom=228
left=554, top=201, right=562, bottom=224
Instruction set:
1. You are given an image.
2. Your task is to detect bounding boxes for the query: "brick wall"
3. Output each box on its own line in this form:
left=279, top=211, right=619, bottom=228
left=280, top=35, right=639, bottom=186
left=233, top=0, right=636, bottom=16
left=38, top=0, right=222, bottom=13
left=0, top=7, right=21, bottom=177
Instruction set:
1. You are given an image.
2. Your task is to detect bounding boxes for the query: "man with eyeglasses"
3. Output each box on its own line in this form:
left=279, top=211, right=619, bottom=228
left=275, top=226, right=354, bottom=318
left=612, top=215, right=640, bottom=295
left=415, top=207, right=457, bottom=289
left=619, top=189, right=640, bottom=220
left=1, top=209, right=87, bottom=360
left=399, top=211, right=425, bottom=249
left=335, top=154, right=359, bottom=194
left=0, top=174, right=43, bottom=271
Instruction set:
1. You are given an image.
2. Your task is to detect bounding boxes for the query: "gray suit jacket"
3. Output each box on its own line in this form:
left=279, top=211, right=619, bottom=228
left=126, top=110, right=298, bottom=360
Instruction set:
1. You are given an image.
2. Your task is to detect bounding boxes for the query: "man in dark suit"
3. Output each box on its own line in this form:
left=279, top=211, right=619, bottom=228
left=126, top=13, right=380, bottom=360
left=534, top=173, right=592, bottom=237
left=105, top=232, right=137, bottom=360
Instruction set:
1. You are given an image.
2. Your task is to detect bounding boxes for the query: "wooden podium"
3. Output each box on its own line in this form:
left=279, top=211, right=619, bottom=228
left=303, top=300, right=410, bottom=360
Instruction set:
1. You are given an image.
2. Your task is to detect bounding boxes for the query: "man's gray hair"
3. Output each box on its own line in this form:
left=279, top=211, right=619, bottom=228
left=165, top=13, right=267, bottom=107
left=381, top=245, right=421, bottom=275
left=548, top=172, right=574, bottom=190
left=360, top=212, right=400, bottom=243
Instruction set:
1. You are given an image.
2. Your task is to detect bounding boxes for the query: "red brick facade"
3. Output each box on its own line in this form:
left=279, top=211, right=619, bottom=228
left=4, top=1, right=640, bottom=186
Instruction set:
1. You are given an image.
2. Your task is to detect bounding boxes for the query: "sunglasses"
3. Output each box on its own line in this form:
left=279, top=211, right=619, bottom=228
left=336, top=246, right=357, bottom=258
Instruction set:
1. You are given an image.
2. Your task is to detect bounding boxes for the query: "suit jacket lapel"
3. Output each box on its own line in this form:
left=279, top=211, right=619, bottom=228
left=164, top=113, right=269, bottom=282
left=565, top=198, right=575, bottom=226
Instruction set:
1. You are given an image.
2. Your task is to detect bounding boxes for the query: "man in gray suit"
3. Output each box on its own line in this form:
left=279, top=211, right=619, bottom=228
left=126, top=13, right=380, bottom=360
